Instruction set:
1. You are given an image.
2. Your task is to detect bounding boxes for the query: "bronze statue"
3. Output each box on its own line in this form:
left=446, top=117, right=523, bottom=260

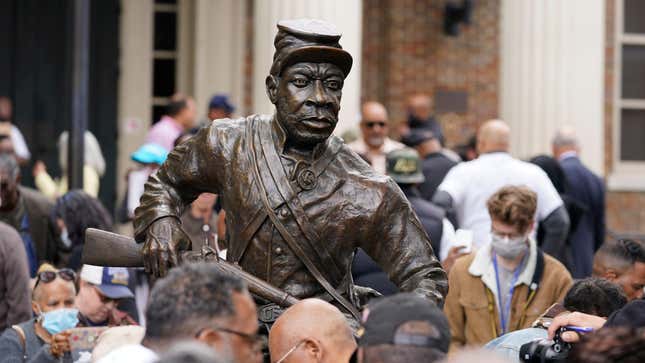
left=133, top=19, right=447, bottom=319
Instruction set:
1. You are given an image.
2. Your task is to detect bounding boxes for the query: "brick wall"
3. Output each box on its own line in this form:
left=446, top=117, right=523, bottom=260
left=361, top=0, right=500, bottom=147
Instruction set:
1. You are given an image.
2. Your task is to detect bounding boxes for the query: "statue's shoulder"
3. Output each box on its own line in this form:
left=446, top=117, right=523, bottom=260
left=205, top=114, right=271, bottom=142
left=335, top=141, right=397, bottom=189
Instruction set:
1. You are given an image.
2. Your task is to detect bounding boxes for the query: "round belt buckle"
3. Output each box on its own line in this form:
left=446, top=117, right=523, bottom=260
left=296, top=168, right=317, bottom=190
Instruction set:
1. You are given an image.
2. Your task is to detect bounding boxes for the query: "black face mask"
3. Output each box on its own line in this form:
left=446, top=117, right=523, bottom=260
left=0, top=115, right=10, bottom=122
left=407, top=114, right=427, bottom=128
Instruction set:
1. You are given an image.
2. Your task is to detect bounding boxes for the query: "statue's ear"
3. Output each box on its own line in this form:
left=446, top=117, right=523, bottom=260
left=266, top=75, right=278, bottom=104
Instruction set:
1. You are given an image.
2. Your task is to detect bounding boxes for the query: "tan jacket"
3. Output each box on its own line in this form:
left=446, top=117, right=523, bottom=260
left=445, top=239, right=572, bottom=350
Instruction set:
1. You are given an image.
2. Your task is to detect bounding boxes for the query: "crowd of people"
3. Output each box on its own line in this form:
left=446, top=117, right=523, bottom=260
left=0, top=20, right=644, bottom=363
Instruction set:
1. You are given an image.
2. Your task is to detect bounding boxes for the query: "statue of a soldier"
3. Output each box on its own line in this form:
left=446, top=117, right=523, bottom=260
left=133, top=19, right=447, bottom=322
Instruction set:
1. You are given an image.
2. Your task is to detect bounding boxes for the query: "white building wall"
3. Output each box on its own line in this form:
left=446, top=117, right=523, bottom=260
left=500, top=0, right=605, bottom=175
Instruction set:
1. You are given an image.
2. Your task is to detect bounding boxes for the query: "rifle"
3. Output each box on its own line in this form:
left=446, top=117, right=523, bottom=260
left=82, top=228, right=299, bottom=308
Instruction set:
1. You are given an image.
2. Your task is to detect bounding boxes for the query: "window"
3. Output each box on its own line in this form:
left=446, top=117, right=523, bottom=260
left=152, top=0, right=179, bottom=123
left=611, top=0, right=645, bottom=190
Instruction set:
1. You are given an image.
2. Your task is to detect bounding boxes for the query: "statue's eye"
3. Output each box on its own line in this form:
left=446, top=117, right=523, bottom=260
left=292, top=78, right=309, bottom=87
left=325, top=80, right=341, bottom=90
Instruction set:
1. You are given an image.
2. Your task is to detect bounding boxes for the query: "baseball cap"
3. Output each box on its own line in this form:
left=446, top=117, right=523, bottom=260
left=131, top=143, right=168, bottom=165
left=208, top=94, right=235, bottom=114
left=358, top=293, right=450, bottom=353
left=402, top=129, right=436, bottom=147
left=80, top=265, right=134, bottom=300
left=386, top=148, right=425, bottom=184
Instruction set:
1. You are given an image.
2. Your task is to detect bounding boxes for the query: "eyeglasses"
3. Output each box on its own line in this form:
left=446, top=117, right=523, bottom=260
left=196, top=326, right=266, bottom=352
left=363, top=121, right=386, bottom=129
left=275, top=340, right=305, bottom=363
left=34, top=268, right=76, bottom=288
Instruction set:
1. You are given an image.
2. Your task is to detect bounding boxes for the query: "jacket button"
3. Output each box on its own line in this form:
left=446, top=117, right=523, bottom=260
left=279, top=207, right=289, bottom=218
left=275, top=247, right=283, bottom=255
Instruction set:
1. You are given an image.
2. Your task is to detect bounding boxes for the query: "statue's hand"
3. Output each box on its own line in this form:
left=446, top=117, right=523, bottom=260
left=143, top=217, right=192, bottom=277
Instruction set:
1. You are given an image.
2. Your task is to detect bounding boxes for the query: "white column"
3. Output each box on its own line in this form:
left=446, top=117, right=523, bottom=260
left=190, top=0, right=247, bottom=117
left=253, top=0, right=363, bottom=135
left=500, top=0, right=605, bottom=175
left=116, top=0, right=154, bottom=204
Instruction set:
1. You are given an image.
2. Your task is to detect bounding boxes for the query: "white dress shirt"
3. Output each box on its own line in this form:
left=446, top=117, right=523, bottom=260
left=437, top=152, right=563, bottom=249
left=347, top=137, right=404, bottom=174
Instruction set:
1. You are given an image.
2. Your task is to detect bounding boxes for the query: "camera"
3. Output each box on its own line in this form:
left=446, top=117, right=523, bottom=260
left=519, top=327, right=572, bottom=363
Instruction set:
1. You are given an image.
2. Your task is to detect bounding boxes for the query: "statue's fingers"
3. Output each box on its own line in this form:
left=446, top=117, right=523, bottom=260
left=142, top=242, right=152, bottom=275
left=149, top=242, right=160, bottom=277
left=158, top=247, right=169, bottom=277
left=169, top=247, right=180, bottom=268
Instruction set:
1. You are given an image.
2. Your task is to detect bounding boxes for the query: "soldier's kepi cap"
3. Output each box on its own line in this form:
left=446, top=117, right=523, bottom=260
left=270, top=19, right=353, bottom=78
left=357, top=293, right=450, bottom=353
left=386, top=148, right=425, bottom=184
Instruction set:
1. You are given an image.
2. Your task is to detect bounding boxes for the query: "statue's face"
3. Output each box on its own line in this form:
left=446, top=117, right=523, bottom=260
left=270, top=62, right=344, bottom=148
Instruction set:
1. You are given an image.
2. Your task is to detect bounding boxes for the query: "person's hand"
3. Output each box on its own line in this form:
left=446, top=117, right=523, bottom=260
left=50, top=331, right=71, bottom=357
left=32, top=160, right=46, bottom=177
left=143, top=217, right=192, bottom=277
left=547, top=312, right=606, bottom=343
left=441, top=246, right=469, bottom=273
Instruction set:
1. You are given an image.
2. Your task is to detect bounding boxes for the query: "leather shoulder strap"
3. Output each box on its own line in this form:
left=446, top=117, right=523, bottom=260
left=11, top=325, right=27, bottom=361
left=246, top=117, right=360, bottom=320
left=255, top=119, right=345, bottom=283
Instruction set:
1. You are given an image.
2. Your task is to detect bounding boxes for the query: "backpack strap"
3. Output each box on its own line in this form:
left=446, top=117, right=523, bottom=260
left=11, top=325, right=27, bottom=362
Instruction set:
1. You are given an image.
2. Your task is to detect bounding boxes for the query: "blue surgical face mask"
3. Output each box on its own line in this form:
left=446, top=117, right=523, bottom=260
left=40, top=307, right=79, bottom=335
left=60, top=228, right=72, bottom=248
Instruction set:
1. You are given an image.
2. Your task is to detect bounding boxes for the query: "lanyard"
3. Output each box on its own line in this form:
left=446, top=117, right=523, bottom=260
left=492, top=253, right=522, bottom=335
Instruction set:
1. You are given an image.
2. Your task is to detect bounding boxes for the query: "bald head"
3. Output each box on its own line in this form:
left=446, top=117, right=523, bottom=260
left=362, top=102, right=388, bottom=122
left=477, top=119, right=510, bottom=154
left=360, top=102, right=390, bottom=149
left=269, top=299, right=356, bottom=363
left=407, top=94, right=432, bottom=120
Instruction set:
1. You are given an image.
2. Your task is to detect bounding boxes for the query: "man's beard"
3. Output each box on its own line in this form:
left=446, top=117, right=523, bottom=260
left=365, top=136, right=385, bottom=148
left=276, top=100, right=338, bottom=148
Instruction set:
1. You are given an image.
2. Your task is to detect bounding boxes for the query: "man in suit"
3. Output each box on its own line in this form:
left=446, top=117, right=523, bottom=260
left=0, top=154, right=63, bottom=276
left=552, top=126, right=605, bottom=278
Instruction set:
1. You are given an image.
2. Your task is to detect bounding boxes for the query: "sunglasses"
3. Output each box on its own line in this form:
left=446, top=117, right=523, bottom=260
left=34, top=268, right=76, bottom=288
left=363, top=121, right=386, bottom=129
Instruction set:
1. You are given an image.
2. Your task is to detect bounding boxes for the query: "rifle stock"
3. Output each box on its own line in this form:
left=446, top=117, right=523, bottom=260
left=83, top=228, right=299, bottom=308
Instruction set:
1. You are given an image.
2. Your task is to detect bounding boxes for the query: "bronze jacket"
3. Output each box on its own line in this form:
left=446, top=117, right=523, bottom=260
left=134, top=115, right=447, bottom=306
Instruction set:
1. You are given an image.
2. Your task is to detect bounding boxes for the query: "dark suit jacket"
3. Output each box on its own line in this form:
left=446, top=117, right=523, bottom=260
left=20, top=186, right=62, bottom=266
left=560, top=156, right=605, bottom=278
left=418, top=152, right=458, bottom=201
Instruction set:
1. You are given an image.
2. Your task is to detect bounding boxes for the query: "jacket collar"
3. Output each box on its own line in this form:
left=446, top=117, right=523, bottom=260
left=468, top=237, right=538, bottom=293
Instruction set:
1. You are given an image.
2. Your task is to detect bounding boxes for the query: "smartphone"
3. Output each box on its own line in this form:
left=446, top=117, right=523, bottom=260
left=454, top=229, right=473, bottom=254
left=68, top=327, right=108, bottom=362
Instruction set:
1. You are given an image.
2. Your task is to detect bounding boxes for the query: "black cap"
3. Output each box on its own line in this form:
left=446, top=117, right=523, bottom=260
left=605, top=300, right=645, bottom=329
left=402, top=129, right=436, bottom=147
left=270, top=19, right=353, bottom=78
left=358, top=293, right=450, bottom=353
